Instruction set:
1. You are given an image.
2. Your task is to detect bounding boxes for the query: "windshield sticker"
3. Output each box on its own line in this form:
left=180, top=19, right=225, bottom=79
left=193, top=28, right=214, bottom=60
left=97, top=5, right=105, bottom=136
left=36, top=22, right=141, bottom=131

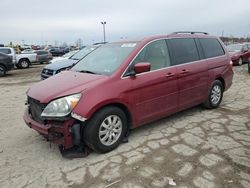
left=121, top=43, right=136, bottom=48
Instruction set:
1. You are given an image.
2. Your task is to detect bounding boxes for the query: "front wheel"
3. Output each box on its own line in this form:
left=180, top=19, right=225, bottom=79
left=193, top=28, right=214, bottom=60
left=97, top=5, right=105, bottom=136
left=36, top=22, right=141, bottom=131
left=203, top=80, right=223, bottom=109
left=83, top=106, right=127, bottom=153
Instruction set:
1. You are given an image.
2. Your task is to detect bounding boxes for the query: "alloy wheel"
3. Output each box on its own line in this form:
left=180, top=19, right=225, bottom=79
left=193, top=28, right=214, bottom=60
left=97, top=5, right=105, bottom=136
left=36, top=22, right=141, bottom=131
left=99, top=115, right=122, bottom=146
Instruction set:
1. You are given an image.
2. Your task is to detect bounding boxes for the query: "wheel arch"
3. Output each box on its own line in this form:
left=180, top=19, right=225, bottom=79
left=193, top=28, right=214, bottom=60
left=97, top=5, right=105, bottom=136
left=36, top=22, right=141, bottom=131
left=18, top=58, right=30, bottom=64
left=87, top=102, right=133, bottom=130
left=215, top=77, right=225, bottom=91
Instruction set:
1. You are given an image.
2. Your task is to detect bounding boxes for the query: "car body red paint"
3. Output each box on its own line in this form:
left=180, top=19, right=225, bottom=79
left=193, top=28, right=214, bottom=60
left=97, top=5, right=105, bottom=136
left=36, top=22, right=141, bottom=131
left=23, top=33, right=233, bottom=151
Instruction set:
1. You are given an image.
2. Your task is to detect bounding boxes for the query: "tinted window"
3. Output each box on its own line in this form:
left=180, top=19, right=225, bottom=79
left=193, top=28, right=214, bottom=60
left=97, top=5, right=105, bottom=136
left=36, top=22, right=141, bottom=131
left=133, top=40, right=171, bottom=71
left=0, top=48, right=11, bottom=54
left=200, top=38, right=225, bottom=58
left=167, top=38, right=199, bottom=65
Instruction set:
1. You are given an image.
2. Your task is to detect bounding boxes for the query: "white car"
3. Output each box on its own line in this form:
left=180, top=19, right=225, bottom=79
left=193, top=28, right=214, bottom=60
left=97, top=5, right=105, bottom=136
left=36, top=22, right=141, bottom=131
left=49, top=50, right=79, bottom=64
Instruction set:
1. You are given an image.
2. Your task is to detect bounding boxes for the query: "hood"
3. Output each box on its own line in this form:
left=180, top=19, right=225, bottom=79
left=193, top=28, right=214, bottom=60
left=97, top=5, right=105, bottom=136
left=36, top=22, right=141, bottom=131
left=45, top=58, right=77, bottom=70
left=49, top=57, right=67, bottom=64
left=27, top=71, right=107, bottom=103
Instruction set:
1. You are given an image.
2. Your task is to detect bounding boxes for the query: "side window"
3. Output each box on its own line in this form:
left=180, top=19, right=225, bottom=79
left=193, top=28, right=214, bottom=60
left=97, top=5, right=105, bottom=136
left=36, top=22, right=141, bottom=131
left=133, top=40, right=171, bottom=71
left=242, top=45, right=248, bottom=52
left=167, top=38, right=199, bottom=65
left=0, top=49, right=11, bottom=54
left=199, top=38, right=225, bottom=58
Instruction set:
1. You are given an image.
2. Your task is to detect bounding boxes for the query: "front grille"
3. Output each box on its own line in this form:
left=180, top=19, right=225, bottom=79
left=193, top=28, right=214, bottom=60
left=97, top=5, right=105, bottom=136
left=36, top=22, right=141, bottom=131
left=42, top=68, right=54, bottom=76
left=28, top=97, right=47, bottom=124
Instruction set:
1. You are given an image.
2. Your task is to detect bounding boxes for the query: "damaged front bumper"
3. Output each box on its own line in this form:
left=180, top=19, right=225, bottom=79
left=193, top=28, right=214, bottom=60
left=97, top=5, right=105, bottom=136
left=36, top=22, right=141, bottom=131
left=23, top=109, right=75, bottom=149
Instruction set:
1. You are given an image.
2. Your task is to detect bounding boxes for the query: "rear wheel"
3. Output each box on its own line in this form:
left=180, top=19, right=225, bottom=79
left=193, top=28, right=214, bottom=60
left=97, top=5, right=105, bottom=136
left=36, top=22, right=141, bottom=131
left=203, top=80, right=223, bottom=109
left=248, top=62, right=250, bottom=74
left=83, top=106, right=127, bottom=153
left=0, top=65, right=6, bottom=77
left=238, top=58, right=243, bottom=66
left=19, top=59, right=30, bottom=69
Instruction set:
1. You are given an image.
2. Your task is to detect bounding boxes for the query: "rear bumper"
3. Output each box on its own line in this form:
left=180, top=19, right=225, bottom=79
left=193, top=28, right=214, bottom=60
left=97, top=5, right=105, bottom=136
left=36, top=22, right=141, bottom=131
left=23, top=109, right=75, bottom=149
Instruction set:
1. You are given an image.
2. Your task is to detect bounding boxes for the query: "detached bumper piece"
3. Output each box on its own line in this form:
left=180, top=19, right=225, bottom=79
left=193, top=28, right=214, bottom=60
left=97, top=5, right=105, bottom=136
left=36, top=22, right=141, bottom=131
left=59, top=145, right=92, bottom=159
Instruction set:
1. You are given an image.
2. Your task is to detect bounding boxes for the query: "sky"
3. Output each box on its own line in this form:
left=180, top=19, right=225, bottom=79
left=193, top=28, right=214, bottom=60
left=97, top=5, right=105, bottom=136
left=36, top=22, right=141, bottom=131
left=1, top=0, right=250, bottom=46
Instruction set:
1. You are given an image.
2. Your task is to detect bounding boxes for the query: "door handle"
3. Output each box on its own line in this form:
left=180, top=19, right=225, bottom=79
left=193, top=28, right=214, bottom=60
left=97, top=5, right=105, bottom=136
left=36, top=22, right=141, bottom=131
left=180, top=69, right=189, bottom=74
left=166, top=72, right=175, bottom=78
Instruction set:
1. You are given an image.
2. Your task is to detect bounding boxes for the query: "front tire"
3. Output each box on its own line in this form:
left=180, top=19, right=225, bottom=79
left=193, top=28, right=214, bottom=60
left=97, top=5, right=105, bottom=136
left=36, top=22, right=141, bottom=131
left=203, top=80, right=223, bottom=109
left=0, top=65, right=6, bottom=77
left=83, top=106, right=127, bottom=153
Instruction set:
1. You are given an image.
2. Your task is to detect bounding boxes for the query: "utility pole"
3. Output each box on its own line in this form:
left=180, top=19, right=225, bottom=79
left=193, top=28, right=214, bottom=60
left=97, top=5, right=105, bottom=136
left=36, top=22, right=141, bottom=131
left=101, top=21, right=107, bottom=43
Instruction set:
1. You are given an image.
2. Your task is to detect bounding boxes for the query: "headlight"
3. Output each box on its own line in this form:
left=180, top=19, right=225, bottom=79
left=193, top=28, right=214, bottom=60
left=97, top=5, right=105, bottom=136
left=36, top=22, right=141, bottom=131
left=41, top=93, right=81, bottom=118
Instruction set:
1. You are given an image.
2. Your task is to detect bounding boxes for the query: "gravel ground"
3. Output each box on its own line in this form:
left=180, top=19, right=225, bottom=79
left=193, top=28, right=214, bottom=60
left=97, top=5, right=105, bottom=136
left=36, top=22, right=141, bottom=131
left=0, top=64, right=249, bottom=188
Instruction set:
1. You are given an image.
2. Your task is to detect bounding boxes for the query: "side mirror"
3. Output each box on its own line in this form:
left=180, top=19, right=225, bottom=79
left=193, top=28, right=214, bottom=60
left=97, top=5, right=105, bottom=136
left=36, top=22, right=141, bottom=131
left=134, top=62, right=151, bottom=74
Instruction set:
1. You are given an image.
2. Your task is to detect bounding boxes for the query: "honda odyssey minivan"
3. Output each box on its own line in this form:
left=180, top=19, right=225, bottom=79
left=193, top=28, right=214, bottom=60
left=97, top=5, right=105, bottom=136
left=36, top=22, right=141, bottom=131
left=23, top=32, right=233, bottom=155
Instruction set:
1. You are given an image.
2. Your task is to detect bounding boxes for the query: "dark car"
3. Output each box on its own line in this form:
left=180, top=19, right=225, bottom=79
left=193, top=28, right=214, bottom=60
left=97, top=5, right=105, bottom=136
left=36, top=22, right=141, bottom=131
left=0, top=52, right=14, bottom=77
left=34, top=50, right=53, bottom=64
left=24, top=32, right=233, bottom=156
left=49, top=48, right=65, bottom=57
left=41, top=45, right=99, bottom=79
left=227, top=43, right=250, bottom=65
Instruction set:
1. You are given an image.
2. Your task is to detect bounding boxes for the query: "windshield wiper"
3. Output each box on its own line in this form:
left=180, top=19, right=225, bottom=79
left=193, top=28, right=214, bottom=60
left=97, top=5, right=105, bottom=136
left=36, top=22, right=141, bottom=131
left=70, top=58, right=79, bottom=60
left=78, top=70, right=97, bottom=74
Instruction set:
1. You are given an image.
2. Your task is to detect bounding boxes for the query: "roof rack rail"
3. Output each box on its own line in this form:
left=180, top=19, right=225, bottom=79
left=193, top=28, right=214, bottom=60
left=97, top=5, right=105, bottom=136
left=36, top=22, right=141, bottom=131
left=172, top=31, right=209, bottom=35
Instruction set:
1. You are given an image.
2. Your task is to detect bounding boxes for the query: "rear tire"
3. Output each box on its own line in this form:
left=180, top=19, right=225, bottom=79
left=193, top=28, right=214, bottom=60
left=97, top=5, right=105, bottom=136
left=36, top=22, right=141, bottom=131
left=238, top=58, right=243, bottom=66
left=83, top=106, right=127, bottom=153
left=203, top=80, right=223, bottom=109
left=0, top=65, right=6, bottom=77
left=19, top=59, right=30, bottom=69
left=248, top=62, right=250, bottom=74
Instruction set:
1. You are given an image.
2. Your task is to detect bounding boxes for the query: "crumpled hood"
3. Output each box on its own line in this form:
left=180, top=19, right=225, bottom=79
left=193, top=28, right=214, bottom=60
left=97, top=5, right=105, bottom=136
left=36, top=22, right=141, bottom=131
left=27, top=71, right=107, bottom=103
left=45, top=58, right=78, bottom=70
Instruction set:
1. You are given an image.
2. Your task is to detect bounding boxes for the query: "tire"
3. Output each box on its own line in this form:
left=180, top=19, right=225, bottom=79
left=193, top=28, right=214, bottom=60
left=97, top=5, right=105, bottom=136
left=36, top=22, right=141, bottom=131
left=0, top=65, right=6, bottom=77
left=238, top=57, right=243, bottom=66
left=248, top=62, right=250, bottom=74
left=83, top=106, right=127, bottom=153
left=203, top=80, right=223, bottom=109
left=19, top=59, right=30, bottom=69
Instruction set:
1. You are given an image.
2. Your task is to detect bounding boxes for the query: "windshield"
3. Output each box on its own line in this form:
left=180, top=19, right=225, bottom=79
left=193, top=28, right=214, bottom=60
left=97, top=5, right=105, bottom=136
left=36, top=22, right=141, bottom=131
left=72, top=42, right=137, bottom=75
left=70, top=46, right=97, bottom=60
left=62, top=50, right=79, bottom=58
left=226, top=44, right=243, bottom=52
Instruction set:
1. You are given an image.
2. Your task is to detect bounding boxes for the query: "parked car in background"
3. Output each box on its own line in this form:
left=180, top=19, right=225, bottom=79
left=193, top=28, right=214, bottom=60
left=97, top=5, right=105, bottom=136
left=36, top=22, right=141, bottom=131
left=34, top=50, right=53, bottom=64
left=21, top=49, right=34, bottom=54
left=24, top=32, right=233, bottom=155
left=49, top=48, right=65, bottom=56
left=49, top=50, right=79, bottom=64
left=0, top=47, right=16, bottom=64
left=0, top=47, right=38, bottom=69
left=41, top=46, right=99, bottom=79
left=227, top=43, right=250, bottom=65
left=248, top=61, right=250, bottom=74
left=0, top=52, right=14, bottom=77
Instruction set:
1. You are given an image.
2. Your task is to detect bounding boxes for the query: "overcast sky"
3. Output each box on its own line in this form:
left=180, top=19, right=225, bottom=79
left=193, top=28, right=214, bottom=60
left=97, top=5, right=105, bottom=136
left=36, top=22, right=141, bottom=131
left=1, top=0, right=250, bottom=45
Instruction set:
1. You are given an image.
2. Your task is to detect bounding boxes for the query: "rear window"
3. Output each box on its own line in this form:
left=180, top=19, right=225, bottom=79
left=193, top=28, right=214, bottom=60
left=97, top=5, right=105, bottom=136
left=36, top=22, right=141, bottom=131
left=167, top=38, right=199, bottom=65
left=0, top=48, right=11, bottom=54
left=199, top=38, right=225, bottom=58
left=36, top=51, right=48, bottom=55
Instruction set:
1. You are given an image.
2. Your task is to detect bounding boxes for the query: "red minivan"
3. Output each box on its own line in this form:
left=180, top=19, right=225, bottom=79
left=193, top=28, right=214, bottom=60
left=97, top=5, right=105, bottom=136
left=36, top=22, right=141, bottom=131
left=23, top=32, right=233, bottom=154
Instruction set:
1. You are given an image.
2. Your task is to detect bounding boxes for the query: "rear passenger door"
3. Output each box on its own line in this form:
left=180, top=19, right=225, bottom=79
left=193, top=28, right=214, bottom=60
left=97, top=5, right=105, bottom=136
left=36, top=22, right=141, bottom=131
left=167, top=38, right=209, bottom=111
